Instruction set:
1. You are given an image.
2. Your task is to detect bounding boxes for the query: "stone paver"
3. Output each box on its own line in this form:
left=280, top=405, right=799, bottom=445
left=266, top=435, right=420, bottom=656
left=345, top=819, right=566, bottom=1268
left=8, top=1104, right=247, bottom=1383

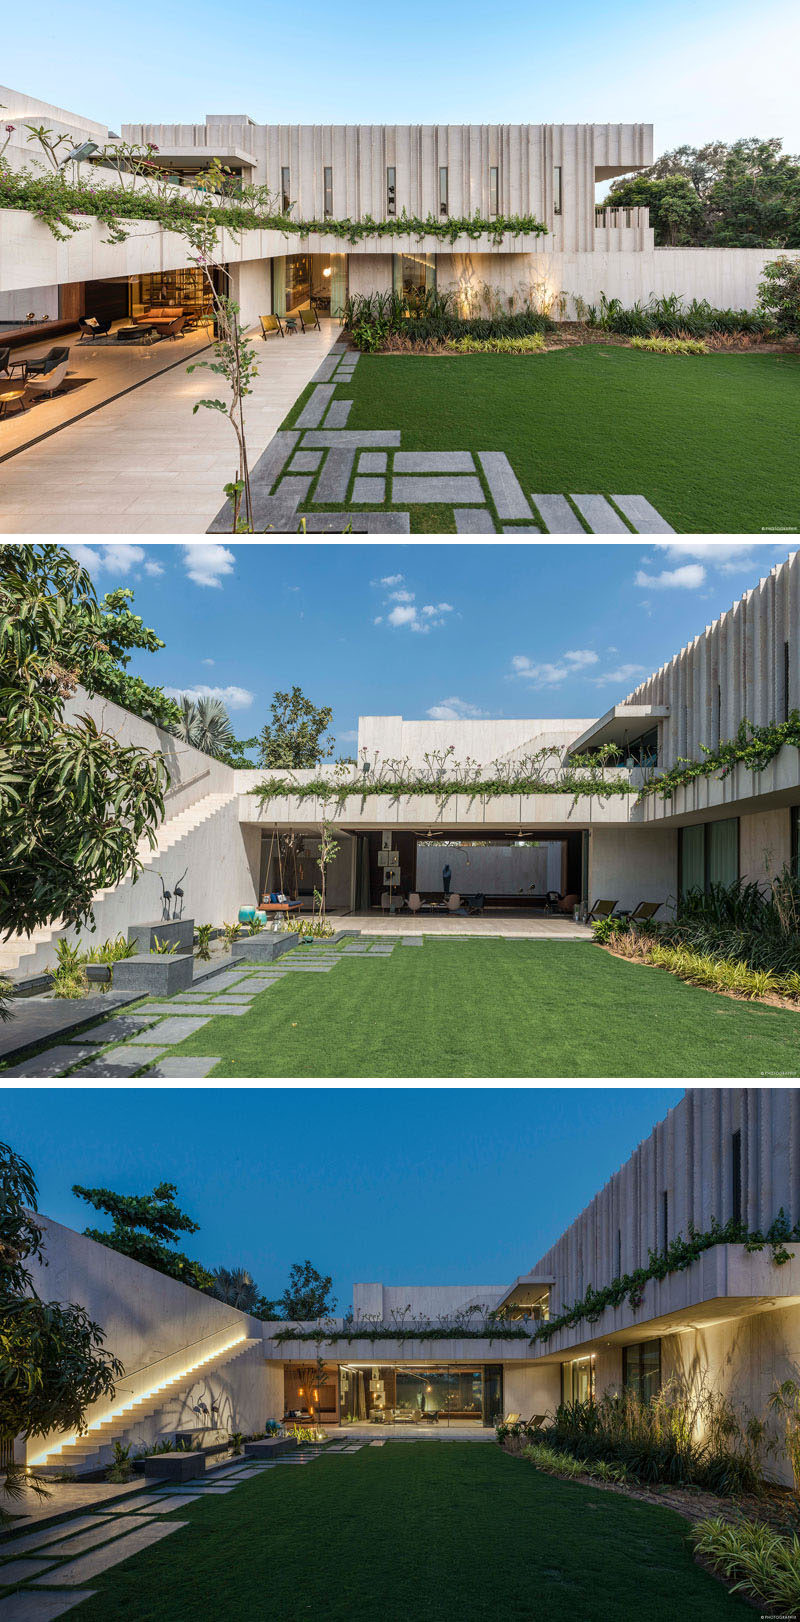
left=1, top=1046, right=94, bottom=1079
left=208, top=430, right=299, bottom=532
left=34, top=1520, right=184, bottom=1586
left=100, top=1497, right=160, bottom=1515
left=78, top=1044, right=166, bottom=1072
left=192, top=1005, right=249, bottom=1016
left=392, top=476, right=483, bottom=504
left=0, top=1519, right=110, bottom=1555
left=300, top=512, right=410, bottom=532
left=351, top=477, right=386, bottom=503
left=288, top=450, right=322, bottom=472
left=239, top=478, right=313, bottom=535
left=358, top=452, right=387, bottom=473
left=611, top=494, right=675, bottom=533
left=570, top=494, right=630, bottom=533
left=294, top=385, right=336, bottom=429
left=302, top=431, right=401, bottom=448
left=0, top=1594, right=96, bottom=1620
left=313, top=446, right=354, bottom=501
left=0, top=1560, right=55, bottom=1584
left=502, top=524, right=540, bottom=532
left=141, top=1057, right=221, bottom=1077
left=455, top=508, right=496, bottom=532
left=71, top=1015, right=156, bottom=1044
left=0, top=992, right=140, bottom=1063
left=311, top=355, right=340, bottom=382
left=38, top=1518, right=144, bottom=1557
left=477, top=452, right=532, bottom=520
left=128, top=1017, right=210, bottom=1044
left=531, top=494, right=584, bottom=532
left=323, top=401, right=352, bottom=427
left=131, top=1495, right=199, bottom=1513
left=394, top=451, right=474, bottom=473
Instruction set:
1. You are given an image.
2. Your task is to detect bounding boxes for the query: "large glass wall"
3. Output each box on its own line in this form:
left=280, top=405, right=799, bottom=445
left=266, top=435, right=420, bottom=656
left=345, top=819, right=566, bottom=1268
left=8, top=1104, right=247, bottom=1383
left=393, top=253, right=436, bottom=299
left=337, top=1364, right=502, bottom=1426
left=679, top=818, right=739, bottom=898
left=560, top=1355, right=595, bottom=1405
left=272, top=254, right=347, bottom=316
left=130, top=268, right=210, bottom=319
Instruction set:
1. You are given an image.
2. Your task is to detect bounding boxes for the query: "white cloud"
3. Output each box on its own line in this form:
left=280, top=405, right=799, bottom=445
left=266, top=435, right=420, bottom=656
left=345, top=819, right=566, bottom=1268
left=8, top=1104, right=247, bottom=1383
left=634, top=564, right=706, bottom=590
left=511, top=647, right=635, bottom=688
left=143, top=559, right=164, bottom=577
left=201, top=658, right=215, bottom=667
left=388, top=588, right=415, bottom=603
left=591, top=663, right=647, bottom=687
left=165, top=683, right=254, bottom=710
left=421, top=602, right=454, bottom=617
left=373, top=615, right=383, bottom=625
left=387, top=604, right=419, bottom=628
left=653, top=542, right=763, bottom=571
left=426, top=697, right=491, bottom=720
left=182, top=544, right=235, bottom=588
left=68, top=544, right=145, bottom=575
left=371, top=573, right=404, bottom=587
left=562, top=649, right=599, bottom=668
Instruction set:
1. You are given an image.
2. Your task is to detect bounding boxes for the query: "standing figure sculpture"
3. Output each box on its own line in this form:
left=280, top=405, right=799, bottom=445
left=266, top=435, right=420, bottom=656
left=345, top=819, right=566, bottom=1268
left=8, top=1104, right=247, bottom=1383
left=442, top=863, right=452, bottom=899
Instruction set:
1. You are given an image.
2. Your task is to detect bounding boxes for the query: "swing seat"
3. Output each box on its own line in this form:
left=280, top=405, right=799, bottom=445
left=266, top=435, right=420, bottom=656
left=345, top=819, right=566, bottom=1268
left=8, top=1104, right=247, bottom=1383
left=260, top=892, right=302, bottom=916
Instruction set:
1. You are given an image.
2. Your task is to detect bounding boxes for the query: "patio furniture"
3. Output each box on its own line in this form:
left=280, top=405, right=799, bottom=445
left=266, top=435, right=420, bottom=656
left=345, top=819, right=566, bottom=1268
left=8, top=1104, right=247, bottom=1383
left=614, top=900, right=663, bottom=924
left=260, top=314, right=284, bottom=339
left=283, top=313, right=300, bottom=335
left=407, top=893, right=422, bottom=914
left=158, top=314, right=186, bottom=340
left=501, top=1413, right=521, bottom=1425
left=463, top=893, right=485, bottom=915
left=586, top=898, right=619, bottom=922
left=299, top=304, right=321, bottom=332
left=116, top=325, right=158, bottom=344
left=259, top=892, right=302, bottom=918
left=0, top=385, right=27, bottom=418
left=0, top=346, right=28, bottom=381
left=78, top=316, right=112, bottom=342
left=555, top=893, right=579, bottom=914
left=25, top=345, right=69, bottom=378
left=446, top=893, right=463, bottom=912
left=24, top=356, right=70, bottom=399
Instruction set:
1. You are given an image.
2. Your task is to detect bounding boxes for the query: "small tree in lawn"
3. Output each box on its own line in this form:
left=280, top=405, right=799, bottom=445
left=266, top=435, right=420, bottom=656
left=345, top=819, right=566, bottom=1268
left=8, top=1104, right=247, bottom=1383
left=316, top=822, right=340, bottom=925
left=1, top=1143, right=122, bottom=1522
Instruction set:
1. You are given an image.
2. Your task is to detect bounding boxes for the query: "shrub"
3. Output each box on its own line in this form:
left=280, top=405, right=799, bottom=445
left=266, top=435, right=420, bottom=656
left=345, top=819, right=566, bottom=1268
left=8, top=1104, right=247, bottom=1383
left=691, top=1518, right=800, bottom=1613
left=630, top=336, right=709, bottom=355
left=587, top=291, right=769, bottom=337
left=447, top=333, right=547, bottom=354
left=522, top=1441, right=632, bottom=1484
left=285, top=917, right=335, bottom=939
left=666, top=872, right=800, bottom=977
left=195, top=923, right=214, bottom=961
left=758, top=255, right=800, bottom=332
left=343, top=290, right=551, bottom=351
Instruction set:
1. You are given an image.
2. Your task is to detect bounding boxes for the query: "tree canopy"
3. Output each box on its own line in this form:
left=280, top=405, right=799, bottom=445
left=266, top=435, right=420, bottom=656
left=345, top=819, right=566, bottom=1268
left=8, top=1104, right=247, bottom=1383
left=71, top=1180, right=214, bottom=1292
left=0, top=546, right=169, bottom=938
left=265, top=1260, right=338, bottom=1320
left=258, top=686, right=335, bottom=768
left=90, top=588, right=182, bottom=730
left=174, top=693, right=257, bottom=768
left=0, top=1143, right=122, bottom=1476
left=605, top=138, right=800, bottom=248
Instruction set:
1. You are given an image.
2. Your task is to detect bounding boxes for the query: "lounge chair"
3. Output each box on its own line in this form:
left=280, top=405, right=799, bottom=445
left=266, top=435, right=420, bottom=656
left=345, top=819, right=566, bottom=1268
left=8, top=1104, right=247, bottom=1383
left=159, top=315, right=185, bottom=340
left=447, top=893, right=462, bottom=912
left=25, top=356, right=70, bottom=400
left=78, top=316, right=112, bottom=342
left=260, top=314, right=284, bottom=339
left=25, top=345, right=69, bottom=378
left=586, top=898, right=619, bottom=922
left=501, top=1413, right=521, bottom=1426
left=299, top=304, right=321, bottom=332
left=555, top=892, right=579, bottom=914
left=407, top=893, right=422, bottom=914
left=0, top=346, right=28, bottom=381
left=614, top=900, right=663, bottom=924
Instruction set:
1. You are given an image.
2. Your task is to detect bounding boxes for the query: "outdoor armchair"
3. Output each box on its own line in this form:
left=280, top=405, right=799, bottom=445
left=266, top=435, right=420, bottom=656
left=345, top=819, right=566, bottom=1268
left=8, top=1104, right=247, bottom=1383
left=299, top=304, right=321, bottom=332
left=78, top=316, right=112, bottom=342
left=25, top=345, right=69, bottom=377
left=24, top=357, right=70, bottom=399
left=586, top=898, right=619, bottom=922
left=446, top=893, right=463, bottom=911
left=260, top=314, right=284, bottom=339
left=0, top=347, right=28, bottom=381
left=614, top=900, right=663, bottom=924
left=407, top=893, right=422, bottom=913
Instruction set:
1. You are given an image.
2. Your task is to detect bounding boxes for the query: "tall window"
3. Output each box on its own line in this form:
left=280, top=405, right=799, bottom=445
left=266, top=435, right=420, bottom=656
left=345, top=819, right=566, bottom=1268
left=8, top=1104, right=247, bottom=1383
left=553, top=165, right=562, bottom=216
left=386, top=166, right=396, bottom=216
left=623, top=1340, right=661, bottom=1403
left=679, top=818, right=739, bottom=898
left=561, top=1356, right=595, bottom=1405
left=439, top=166, right=449, bottom=217
left=281, top=166, right=290, bottom=212
left=732, top=1128, right=742, bottom=1224
left=661, top=1189, right=669, bottom=1252
left=489, top=165, right=499, bottom=216
left=323, top=166, right=333, bottom=217
left=792, top=806, right=799, bottom=877
left=616, top=1227, right=622, bottom=1277
left=785, top=641, right=791, bottom=720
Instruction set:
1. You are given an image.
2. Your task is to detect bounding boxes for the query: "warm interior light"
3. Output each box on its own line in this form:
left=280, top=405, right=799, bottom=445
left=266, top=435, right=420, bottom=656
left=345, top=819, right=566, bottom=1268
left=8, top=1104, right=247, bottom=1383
left=322, top=267, right=332, bottom=278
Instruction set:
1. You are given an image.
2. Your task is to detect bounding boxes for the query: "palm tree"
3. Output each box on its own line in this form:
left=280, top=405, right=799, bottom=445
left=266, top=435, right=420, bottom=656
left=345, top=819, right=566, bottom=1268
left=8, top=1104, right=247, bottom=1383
left=174, top=695, right=198, bottom=744
left=211, top=1266, right=261, bottom=1312
left=173, top=695, right=235, bottom=758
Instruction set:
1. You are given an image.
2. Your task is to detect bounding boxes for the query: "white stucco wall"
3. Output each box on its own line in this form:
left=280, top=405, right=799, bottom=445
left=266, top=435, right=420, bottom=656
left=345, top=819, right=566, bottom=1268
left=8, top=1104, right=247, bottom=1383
left=416, top=843, right=563, bottom=895
left=503, top=1362, right=561, bottom=1419
left=353, top=1283, right=507, bottom=1319
left=739, top=806, right=793, bottom=884
left=589, top=824, right=677, bottom=914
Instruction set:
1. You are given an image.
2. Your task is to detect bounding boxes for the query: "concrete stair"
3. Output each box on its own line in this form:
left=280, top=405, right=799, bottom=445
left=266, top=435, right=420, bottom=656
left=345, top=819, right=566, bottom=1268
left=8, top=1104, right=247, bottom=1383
left=0, top=790, right=236, bottom=976
left=40, top=1334, right=260, bottom=1468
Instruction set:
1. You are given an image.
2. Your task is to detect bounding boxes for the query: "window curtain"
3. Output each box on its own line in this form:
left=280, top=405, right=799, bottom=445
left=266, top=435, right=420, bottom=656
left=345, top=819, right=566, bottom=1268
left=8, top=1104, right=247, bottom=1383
left=680, top=825, right=705, bottom=897
left=272, top=256, right=286, bottom=317
left=329, top=254, right=347, bottom=317
left=707, top=818, right=738, bottom=888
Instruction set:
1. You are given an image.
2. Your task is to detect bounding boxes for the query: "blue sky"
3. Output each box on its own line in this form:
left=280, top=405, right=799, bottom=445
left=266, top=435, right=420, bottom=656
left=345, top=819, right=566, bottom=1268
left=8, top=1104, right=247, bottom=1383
left=3, top=0, right=799, bottom=154
left=2, top=1087, right=682, bottom=1302
left=70, top=541, right=791, bottom=749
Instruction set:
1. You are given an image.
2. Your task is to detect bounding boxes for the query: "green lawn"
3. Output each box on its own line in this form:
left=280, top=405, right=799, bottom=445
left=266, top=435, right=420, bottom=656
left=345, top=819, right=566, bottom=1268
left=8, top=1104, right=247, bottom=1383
left=66, top=1443, right=747, bottom=1622
left=170, top=940, right=800, bottom=1078
left=283, top=346, right=800, bottom=533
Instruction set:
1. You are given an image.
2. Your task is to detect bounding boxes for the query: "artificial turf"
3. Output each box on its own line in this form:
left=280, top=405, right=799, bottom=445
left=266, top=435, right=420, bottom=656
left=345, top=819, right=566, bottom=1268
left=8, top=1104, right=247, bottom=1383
left=67, top=1443, right=747, bottom=1621
left=282, top=346, right=800, bottom=534
left=170, top=940, right=800, bottom=1078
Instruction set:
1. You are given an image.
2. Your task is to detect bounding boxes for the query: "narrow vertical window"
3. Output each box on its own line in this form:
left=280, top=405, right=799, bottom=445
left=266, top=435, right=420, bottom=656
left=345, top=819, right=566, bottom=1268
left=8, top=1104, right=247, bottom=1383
left=732, top=1129, right=742, bottom=1225
left=661, top=1189, right=669, bottom=1252
left=553, top=165, right=562, bottom=216
left=323, top=166, right=333, bottom=217
left=439, top=166, right=448, bottom=217
left=281, top=166, right=290, bottom=212
left=489, top=165, right=499, bottom=216
left=386, top=165, right=396, bottom=216
left=784, top=641, right=791, bottom=721
left=616, top=1228, right=622, bottom=1277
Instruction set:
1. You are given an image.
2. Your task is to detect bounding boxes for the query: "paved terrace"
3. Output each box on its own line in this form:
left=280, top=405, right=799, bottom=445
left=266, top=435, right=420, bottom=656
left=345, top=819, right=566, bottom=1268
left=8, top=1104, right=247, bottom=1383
left=0, top=320, right=336, bottom=533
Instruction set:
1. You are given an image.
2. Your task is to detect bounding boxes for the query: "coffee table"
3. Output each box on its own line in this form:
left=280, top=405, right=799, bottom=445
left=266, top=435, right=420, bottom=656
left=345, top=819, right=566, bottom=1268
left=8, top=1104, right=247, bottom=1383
left=0, top=385, right=27, bottom=418
left=116, top=325, right=158, bottom=345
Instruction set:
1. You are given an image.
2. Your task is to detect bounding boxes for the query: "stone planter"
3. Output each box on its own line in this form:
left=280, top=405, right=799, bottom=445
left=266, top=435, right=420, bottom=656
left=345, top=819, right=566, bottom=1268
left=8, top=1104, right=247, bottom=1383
left=143, top=1452, right=204, bottom=1482
left=85, top=964, right=112, bottom=984
left=236, top=934, right=298, bottom=964
left=112, top=953, right=194, bottom=996
left=127, top=919, right=195, bottom=955
left=244, top=1438, right=297, bottom=1460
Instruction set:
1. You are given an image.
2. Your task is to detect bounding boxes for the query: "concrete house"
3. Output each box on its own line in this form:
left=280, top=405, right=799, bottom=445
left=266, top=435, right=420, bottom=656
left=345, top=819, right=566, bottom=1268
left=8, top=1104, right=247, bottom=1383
left=22, top=1089, right=800, bottom=1486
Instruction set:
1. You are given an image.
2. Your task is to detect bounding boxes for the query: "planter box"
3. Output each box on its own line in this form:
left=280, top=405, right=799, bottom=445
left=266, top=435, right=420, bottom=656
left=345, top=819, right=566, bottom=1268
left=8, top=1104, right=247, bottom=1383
left=112, top=953, right=194, bottom=996
left=127, top=919, right=195, bottom=955
left=244, top=1438, right=297, bottom=1460
left=86, top=964, right=112, bottom=984
left=143, top=1452, right=204, bottom=1482
left=236, top=934, right=298, bottom=964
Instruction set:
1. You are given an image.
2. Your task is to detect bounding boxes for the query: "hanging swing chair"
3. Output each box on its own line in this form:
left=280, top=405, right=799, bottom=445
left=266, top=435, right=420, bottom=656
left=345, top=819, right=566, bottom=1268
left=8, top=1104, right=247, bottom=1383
left=259, top=824, right=302, bottom=917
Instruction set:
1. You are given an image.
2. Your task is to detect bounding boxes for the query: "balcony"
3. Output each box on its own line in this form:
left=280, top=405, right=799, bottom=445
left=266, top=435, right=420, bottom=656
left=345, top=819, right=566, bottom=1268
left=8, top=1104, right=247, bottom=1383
left=594, top=206, right=653, bottom=252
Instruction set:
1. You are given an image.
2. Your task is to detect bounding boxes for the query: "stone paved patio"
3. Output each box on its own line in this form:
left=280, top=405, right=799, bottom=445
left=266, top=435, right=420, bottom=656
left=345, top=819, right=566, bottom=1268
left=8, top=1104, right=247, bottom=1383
left=208, top=343, right=677, bottom=534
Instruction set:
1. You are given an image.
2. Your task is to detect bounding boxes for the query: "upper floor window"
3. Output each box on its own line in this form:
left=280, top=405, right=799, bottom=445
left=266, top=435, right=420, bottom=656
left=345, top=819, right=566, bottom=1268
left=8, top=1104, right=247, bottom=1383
left=324, top=166, right=333, bottom=217
left=387, top=166, right=396, bottom=216
left=553, top=165, right=562, bottom=216
left=623, top=1339, right=661, bottom=1404
left=732, top=1129, right=742, bottom=1225
left=489, top=165, right=499, bottom=216
left=439, top=166, right=449, bottom=217
left=281, top=166, right=290, bottom=212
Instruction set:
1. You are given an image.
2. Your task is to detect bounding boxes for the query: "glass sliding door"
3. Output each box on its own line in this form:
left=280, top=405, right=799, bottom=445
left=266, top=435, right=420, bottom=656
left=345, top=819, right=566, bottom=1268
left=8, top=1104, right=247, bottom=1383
left=561, top=1355, right=595, bottom=1405
left=393, top=254, right=436, bottom=300
left=338, top=1363, right=495, bottom=1425
left=707, top=818, right=738, bottom=888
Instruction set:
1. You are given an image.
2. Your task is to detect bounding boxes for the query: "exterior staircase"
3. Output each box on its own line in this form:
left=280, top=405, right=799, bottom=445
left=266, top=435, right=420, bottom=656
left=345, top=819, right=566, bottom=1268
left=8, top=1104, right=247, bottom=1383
left=0, top=790, right=237, bottom=977
left=37, top=1333, right=260, bottom=1470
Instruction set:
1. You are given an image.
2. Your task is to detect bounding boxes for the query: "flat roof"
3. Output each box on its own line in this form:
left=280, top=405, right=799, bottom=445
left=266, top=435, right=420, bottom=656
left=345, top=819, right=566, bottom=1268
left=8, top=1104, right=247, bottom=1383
left=568, top=704, right=669, bottom=755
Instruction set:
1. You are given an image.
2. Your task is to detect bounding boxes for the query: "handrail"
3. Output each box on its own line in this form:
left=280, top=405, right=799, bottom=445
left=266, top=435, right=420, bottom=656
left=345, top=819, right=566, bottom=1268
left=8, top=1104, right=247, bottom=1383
left=114, top=1318, right=251, bottom=1389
